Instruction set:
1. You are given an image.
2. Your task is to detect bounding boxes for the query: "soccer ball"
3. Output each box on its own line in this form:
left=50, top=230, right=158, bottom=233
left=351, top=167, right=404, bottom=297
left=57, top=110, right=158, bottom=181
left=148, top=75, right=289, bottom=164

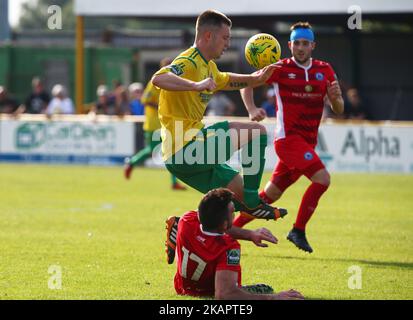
left=244, top=33, right=281, bottom=69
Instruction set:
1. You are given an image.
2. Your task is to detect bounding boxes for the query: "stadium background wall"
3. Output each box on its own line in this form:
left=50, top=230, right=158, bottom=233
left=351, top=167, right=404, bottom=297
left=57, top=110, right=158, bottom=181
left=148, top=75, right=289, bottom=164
left=0, top=45, right=135, bottom=107
left=0, top=115, right=412, bottom=174
left=0, top=31, right=412, bottom=120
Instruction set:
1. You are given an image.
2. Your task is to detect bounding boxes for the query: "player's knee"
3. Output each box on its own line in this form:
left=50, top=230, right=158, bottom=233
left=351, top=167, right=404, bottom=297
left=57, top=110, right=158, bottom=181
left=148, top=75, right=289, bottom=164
left=273, top=190, right=283, bottom=201
left=269, top=188, right=282, bottom=201
left=264, top=183, right=283, bottom=202
left=264, top=192, right=281, bottom=204
left=310, top=168, right=330, bottom=187
left=323, top=172, right=331, bottom=187
left=316, top=172, right=330, bottom=187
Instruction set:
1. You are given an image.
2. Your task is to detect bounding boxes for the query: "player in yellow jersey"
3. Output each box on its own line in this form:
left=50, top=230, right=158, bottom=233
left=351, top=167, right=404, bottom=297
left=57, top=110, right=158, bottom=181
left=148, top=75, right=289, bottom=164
left=124, top=58, right=186, bottom=190
left=152, top=10, right=288, bottom=264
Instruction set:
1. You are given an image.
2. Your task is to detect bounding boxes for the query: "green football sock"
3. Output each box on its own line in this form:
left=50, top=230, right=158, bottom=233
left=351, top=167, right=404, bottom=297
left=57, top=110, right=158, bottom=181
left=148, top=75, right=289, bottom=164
left=240, top=134, right=267, bottom=208
left=233, top=198, right=250, bottom=212
left=130, top=131, right=161, bottom=167
left=232, top=189, right=262, bottom=212
left=130, top=146, right=152, bottom=166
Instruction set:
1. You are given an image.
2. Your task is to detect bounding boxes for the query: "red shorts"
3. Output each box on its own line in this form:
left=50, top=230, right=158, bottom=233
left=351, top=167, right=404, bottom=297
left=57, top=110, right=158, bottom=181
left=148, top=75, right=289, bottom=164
left=270, top=135, right=325, bottom=192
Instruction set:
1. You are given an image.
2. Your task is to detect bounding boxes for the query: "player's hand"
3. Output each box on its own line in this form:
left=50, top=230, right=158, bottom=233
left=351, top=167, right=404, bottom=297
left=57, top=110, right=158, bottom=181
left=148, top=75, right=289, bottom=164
left=249, top=108, right=266, bottom=122
left=251, top=64, right=280, bottom=86
left=250, top=228, right=278, bottom=247
left=194, top=77, right=217, bottom=92
left=274, top=289, right=305, bottom=300
left=327, top=80, right=342, bottom=101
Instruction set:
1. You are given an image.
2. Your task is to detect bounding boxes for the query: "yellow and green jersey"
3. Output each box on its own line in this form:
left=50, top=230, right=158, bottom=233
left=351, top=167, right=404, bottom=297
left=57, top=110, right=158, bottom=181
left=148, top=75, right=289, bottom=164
left=155, top=46, right=230, bottom=160
left=141, top=81, right=161, bottom=132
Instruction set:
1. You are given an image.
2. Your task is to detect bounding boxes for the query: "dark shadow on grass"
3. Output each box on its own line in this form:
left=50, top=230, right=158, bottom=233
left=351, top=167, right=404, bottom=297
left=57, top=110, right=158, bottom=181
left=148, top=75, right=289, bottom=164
left=269, top=255, right=413, bottom=270
left=301, top=296, right=328, bottom=300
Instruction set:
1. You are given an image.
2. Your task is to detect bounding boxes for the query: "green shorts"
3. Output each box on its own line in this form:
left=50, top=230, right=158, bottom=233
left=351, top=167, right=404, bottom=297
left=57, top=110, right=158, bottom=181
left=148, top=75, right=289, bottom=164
left=165, top=121, right=238, bottom=193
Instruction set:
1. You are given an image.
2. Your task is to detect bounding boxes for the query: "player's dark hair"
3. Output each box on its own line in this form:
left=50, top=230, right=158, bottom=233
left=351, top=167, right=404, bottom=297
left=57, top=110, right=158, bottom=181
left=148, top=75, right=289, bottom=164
left=290, top=21, right=312, bottom=31
left=196, top=10, right=232, bottom=34
left=198, top=188, right=234, bottom=231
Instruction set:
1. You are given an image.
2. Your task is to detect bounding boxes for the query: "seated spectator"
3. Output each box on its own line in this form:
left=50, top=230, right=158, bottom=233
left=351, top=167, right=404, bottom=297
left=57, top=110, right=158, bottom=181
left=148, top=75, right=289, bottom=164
left=114, top=85, right=131, bottom=116
left=16, top=77, right=50, bottom=115
left=344, top=88, right=369, bottom=120
left=46, top=84, right=74, bottom=115
left=128, top=82, right=144, bottom=115
left=0, top=86, right=19, bottom=114
left=112, top=79, right=122, bottom=91
left=206, top=92, right=235, bottom=116
left=260, top=88, right=276, bottom=117
left=89, top=85, right=116, bottom=115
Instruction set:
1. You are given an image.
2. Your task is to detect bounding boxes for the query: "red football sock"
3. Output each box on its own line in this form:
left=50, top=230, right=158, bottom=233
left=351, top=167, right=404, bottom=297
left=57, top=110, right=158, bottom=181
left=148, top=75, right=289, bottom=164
left=294, top=182, right=328, bottom=231
left=233, top=212, right=255, bottom=228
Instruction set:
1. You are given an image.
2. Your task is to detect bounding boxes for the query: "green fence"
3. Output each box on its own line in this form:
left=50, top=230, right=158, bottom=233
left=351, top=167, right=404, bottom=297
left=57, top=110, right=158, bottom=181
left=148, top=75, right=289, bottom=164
left=0, top=45, right=135, bottom=109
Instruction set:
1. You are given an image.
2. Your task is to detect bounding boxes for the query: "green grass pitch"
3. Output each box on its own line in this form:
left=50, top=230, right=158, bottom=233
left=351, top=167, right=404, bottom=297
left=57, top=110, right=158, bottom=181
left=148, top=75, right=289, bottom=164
left=0, top=164, right=412, bottom=300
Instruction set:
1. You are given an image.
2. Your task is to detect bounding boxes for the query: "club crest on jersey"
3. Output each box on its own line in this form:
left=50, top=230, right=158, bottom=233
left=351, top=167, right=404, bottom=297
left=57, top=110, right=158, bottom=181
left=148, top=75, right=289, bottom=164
left=196, top=235, right=206, bottom=244
left=199, top=92, right=212, bottom=103
left=315, top=72, right=324, bottom=80
left=304, top=152, right=314, bottom=160
left=288, top=73, right=296, bottom=79
left=305, top=85, right=313, bottom=92
left=226, top=249, right=241, bottom=265
left=170, top=64, right=184, bottom=76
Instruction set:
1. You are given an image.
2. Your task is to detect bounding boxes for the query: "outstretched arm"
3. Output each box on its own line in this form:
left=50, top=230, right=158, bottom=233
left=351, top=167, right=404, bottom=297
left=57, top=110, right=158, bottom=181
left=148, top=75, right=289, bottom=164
left=240, top=87, right=267, bottom=122
left=215, top=270, right=304, bottom=300
left=226, top=226, right=277, bottom=247
left=152, top=72, right=216, bottom=92
left=222, top=64, right=278, bottom=91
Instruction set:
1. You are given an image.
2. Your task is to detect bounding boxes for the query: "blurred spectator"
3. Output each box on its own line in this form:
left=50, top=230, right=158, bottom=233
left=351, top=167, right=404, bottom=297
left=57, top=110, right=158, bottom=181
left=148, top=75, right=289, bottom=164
left=114, top=85, right=131, bottom=116
left=128, top=82, right=144, bottom=115
left=89, top=84, right=116, bottom=115
left=46, top=84, right=74, bottom=115
left=112, top=79, right=122, bottom=91
left=206, top=92, right=235, bottom=116
left=260, top=88, right=276, bottom=117
left=0, top=86, right=19, bottom=114
left=344, top=88, right=369, bottom=120
left=15, top=77, right=50, bottom=115
left=322, top=98, right=341, bottom=120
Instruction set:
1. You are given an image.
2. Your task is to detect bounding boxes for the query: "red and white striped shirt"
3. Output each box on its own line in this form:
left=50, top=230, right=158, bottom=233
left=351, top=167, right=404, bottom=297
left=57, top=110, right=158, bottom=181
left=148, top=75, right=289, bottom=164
left=266, top=58, right=337, bottom=147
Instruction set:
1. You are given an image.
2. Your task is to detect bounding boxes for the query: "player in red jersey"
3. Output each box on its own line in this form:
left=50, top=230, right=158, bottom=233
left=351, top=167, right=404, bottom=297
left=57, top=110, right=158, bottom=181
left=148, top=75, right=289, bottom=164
left=171, top=188, right=304, bottom=300
left=237, top=22, right=344, bottom=253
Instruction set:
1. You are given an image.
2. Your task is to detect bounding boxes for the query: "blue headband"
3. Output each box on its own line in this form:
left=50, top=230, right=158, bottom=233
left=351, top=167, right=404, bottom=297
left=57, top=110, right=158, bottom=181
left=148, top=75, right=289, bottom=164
left=290, top=28, right=314, bottom=42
